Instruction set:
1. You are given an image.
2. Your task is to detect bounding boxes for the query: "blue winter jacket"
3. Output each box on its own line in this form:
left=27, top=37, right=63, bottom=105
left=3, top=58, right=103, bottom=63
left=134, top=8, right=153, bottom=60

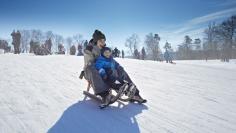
left=95, top=55, right=120, bottom=81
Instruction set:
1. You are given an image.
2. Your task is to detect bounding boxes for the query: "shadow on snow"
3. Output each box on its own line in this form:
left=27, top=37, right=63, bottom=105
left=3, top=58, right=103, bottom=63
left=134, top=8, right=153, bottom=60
left=48, top=97, right=148, bottom=133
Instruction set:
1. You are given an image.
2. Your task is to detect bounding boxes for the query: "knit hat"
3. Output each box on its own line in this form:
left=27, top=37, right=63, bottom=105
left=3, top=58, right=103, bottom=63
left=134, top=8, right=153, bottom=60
left=93, top=30, right=106, bottom=43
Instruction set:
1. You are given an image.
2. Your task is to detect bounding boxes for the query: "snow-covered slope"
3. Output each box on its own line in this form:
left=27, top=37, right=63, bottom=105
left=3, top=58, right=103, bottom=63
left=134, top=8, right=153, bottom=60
left=0, top=54, right=236, bottom=133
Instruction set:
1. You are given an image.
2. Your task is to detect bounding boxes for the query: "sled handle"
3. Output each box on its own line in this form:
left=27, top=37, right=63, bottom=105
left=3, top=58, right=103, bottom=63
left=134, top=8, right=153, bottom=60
left=86, top=81, right=91, bottom=92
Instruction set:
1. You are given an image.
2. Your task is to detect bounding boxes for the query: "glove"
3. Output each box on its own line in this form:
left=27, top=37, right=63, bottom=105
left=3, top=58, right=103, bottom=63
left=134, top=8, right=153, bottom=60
left=99, top=68, right=107, bottom=80
left=79, top=71, right=85, bottom=79
left=99, top=68, right=106, bottom=76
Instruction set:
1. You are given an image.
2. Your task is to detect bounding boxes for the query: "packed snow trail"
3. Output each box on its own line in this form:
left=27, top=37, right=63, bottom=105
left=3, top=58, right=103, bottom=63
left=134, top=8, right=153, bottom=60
left=0, top=54, right=236, bottom=133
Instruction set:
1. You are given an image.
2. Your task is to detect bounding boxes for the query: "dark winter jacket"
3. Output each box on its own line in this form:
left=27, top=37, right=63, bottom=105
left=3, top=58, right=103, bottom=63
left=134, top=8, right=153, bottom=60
left=95, top=55, right=120, bottom=82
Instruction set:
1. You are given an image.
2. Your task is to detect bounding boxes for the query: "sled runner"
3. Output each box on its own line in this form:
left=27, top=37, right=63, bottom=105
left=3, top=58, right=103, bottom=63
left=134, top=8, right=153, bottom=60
left=83, top=80, right=137, bottom=109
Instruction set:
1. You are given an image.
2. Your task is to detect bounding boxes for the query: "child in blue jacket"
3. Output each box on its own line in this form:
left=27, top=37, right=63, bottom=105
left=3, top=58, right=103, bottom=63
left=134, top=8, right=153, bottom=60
left=95, top=47, right=147, bottom=103
left=95, top=47, right=123, bottom=89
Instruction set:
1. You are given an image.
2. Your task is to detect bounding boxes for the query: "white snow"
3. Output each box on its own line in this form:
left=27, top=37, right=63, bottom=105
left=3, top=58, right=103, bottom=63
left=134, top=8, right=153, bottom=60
left=0, top=54, right=236, bottom=133
left=0, top=49, right=4, bottom=54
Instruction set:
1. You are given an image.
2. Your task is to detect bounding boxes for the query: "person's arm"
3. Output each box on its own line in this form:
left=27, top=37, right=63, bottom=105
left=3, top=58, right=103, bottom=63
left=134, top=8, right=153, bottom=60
left=84, top=50, right=95, bottom=67
left=95, top=58, right=107, bottom=79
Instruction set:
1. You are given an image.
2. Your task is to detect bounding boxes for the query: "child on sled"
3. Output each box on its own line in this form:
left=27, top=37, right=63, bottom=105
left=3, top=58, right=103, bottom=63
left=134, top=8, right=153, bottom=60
left=95, top=47, right=147, bottom=103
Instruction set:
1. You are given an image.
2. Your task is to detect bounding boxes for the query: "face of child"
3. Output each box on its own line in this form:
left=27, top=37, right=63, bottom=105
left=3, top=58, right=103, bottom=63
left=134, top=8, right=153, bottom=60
left=103, top=50, right=112, bottom=58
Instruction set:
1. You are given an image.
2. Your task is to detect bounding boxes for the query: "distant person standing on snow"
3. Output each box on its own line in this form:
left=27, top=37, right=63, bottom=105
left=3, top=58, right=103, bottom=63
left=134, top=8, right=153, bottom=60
left=77, top=44, right=83, bottom=56
left=141, top=47, right=146, bottom=60
left=164, top=50, right=174, bottom=63
left=164, top=50, right=170, bottom=63
left=121, top=50, right=124, bottom=59
left=134, top=49, right=139, bottom=59
left=11, top=30, right=21, bottom=54
left=113, top=47, right=119, bottom=57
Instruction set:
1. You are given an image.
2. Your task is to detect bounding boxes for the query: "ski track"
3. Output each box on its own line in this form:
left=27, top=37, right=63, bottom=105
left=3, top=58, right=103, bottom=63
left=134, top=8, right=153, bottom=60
left=0, top=54, right=236, bottom=133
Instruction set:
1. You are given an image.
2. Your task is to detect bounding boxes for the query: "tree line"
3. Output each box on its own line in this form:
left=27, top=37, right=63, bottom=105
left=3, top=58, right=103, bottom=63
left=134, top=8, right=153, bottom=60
left=1, top=15, right=235, bottom=61
left=0, top=29, right=86, bottom=55
left=176, top=15, right=236, bottom=61
left=124, top=15, right=236, bottom=62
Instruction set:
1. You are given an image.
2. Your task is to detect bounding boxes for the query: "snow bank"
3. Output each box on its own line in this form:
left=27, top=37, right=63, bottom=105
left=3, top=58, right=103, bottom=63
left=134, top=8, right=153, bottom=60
left=0, top=49, right=4, bottom=54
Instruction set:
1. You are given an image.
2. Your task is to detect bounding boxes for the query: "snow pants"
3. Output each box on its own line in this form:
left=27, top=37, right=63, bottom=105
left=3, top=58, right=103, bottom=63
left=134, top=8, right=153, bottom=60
left=84, top=64, right=139, bottom=96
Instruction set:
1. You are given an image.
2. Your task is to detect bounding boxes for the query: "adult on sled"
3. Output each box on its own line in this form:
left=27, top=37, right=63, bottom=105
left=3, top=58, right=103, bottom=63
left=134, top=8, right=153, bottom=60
left=83, top=30, right=146, bottom=107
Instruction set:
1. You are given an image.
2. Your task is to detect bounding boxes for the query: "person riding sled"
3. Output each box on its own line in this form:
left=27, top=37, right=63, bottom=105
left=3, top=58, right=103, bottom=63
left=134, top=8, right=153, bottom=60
left=95, top=47, right=124, bottom=90
left=83, top=29, right=146, bottom=106
left=95, top=46, right=145, bottom=103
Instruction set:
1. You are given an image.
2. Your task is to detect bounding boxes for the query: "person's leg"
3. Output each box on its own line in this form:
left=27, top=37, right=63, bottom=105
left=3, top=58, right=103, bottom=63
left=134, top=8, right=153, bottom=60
left=128, top=83, right=146, bottom=103
left=117, top=67, right=143, bottom=96
left=116, top=66, right=133, bottom=83
left=116, top=67, right=146, bottom=102
left=85, top=65, right=115, bottom=105
left=108, top=82, right=123, bottom=91
left=14, top=45, right=16, bottom=54
left=85, top=65, right=110, bottom=96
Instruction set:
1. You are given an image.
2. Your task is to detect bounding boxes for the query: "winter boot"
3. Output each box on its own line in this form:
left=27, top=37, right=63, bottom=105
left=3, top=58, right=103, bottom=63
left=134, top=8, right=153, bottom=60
left=130, top=94, right=147, bottom=104
left=100, top=92, right=112, bottom=109
left=128, top=84, right=147, bottom=104
left=125, top=83, right=137, bottom=98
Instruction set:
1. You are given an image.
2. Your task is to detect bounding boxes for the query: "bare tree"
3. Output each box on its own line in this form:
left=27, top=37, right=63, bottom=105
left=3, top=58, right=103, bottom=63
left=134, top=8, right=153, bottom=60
left=176, top=35, right=193, bottom=60
left=194, top=38, right=201, bottom=50
left=216, top=15, right=236, bottom=61
left=54, top=34, right=64, bottom=52
left=184, top=35, right=192, bottom=59
left=31, top=29, right=44, bottom=44
left=144, top=33, right=161, bottom=61
left=20, top=30, right=30, bottom=53
left=125, top=33, right=140, bottom=57
left=73, top=34, right=83, bottom=48
left=45, top=31, right=54, bottom=40
left=66, top=37, right=73, bottom=54
left=203, top=23, right=219, bottom=59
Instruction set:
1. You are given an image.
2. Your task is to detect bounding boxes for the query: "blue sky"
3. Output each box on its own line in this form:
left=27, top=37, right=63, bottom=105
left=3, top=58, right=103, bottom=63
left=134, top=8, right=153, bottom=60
left=0, top=0, right=236, bottom=52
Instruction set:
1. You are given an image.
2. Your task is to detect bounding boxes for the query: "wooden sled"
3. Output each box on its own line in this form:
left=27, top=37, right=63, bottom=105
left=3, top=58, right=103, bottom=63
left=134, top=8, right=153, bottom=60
left=83, top=80, right=136, bottom=104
